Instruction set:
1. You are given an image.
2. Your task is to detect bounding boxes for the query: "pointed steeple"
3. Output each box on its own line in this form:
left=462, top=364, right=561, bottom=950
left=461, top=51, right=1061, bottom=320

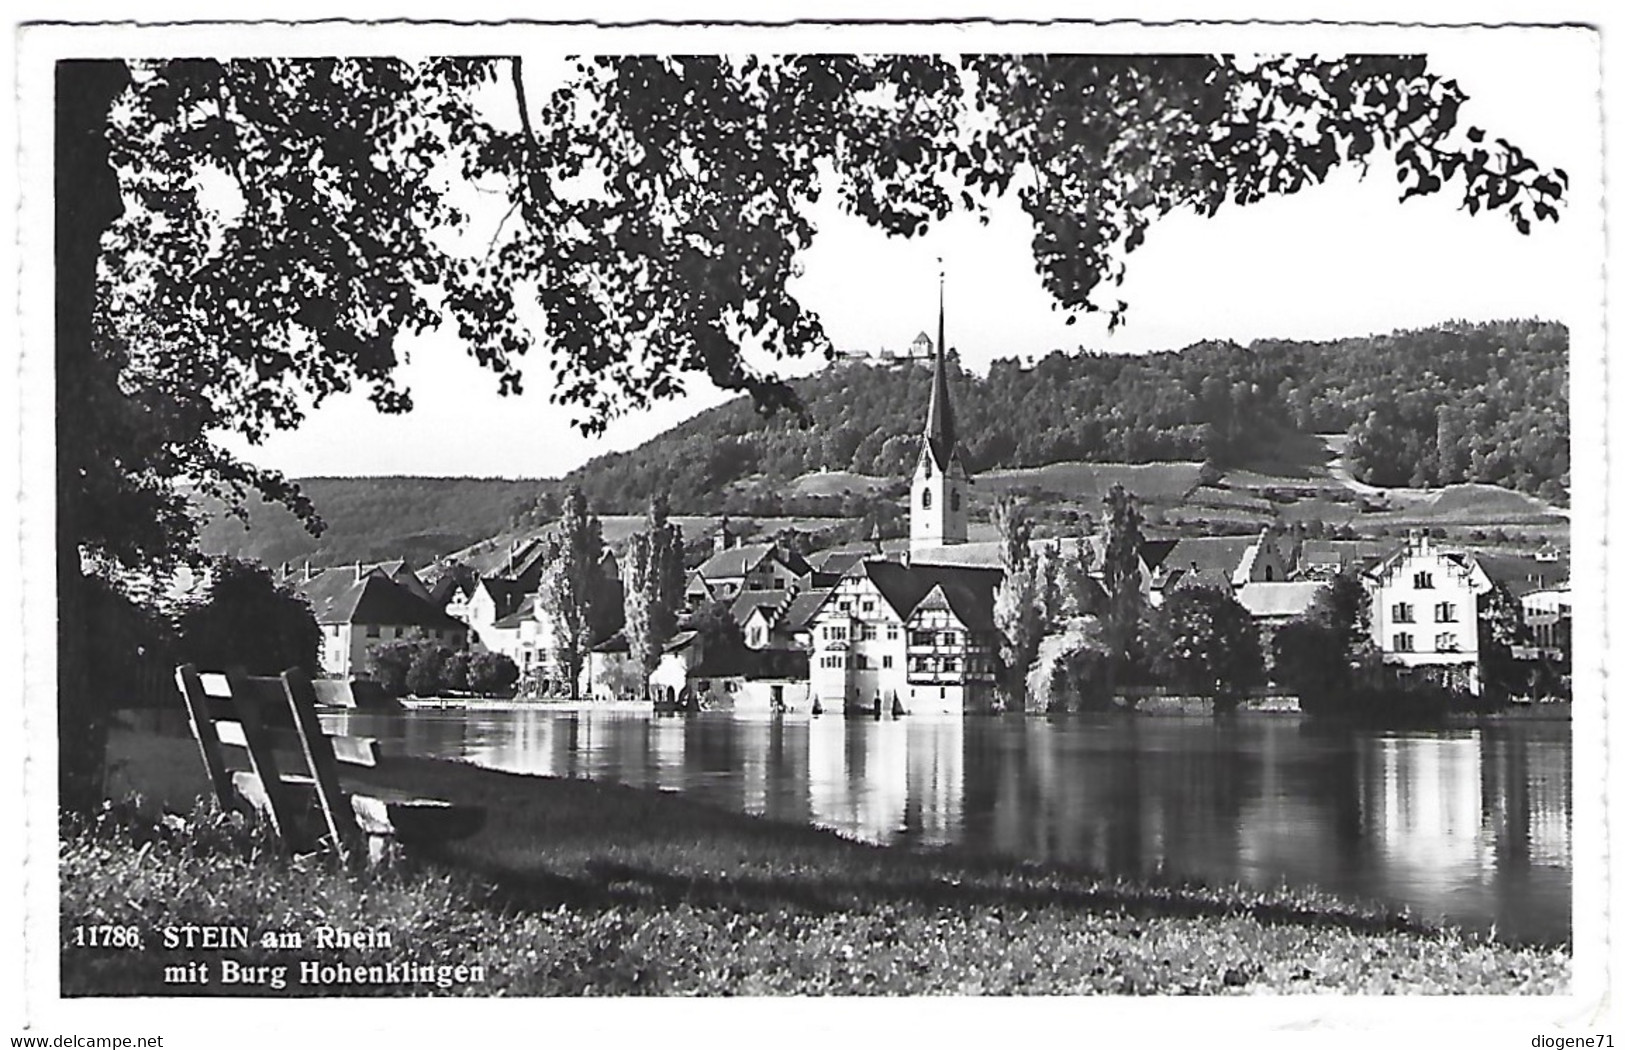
left=923, top=265, right=957, bottom=468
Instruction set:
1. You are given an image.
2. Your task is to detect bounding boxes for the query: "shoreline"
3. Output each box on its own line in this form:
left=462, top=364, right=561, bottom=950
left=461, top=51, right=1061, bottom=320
left=72, top=726, right=1570, bottom=995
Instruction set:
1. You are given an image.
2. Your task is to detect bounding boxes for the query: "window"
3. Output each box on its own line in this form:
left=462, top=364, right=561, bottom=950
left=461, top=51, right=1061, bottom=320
left=860, top=625, right=876, bottom=641
left=882, top=655, right=893, bottom=669
left=366, top=624, right=380, bottom=638
left=1436, top=632, right=1459, bottom=652
left=922, top=488, right=933, bottom=509
left=1435, top=602, right=1457, bottom=623
left=950, top=489, right=960, bottom=512
left=1394, top=632, right=1414, bottom=653
left=1264, top=565, right=1275, bottom=582
left=1392, top=603, right=1414, bottom=624
left=838, top=601, right=851, bottom=612
left=910, top=630, right=934, bottom=646
left=941, top=631, right=957, bottom=646
left=886, top=625, right=898, bottom=641
left=854, top=654, right=869, bottom=670
left=861, top=600, right=874, bottom=613
left=1414, top=571, right=1434, bottom=589
left=942, top=658, right=959, bottom=673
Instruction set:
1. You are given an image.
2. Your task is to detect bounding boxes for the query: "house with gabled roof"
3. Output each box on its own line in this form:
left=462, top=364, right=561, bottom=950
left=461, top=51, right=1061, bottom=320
left=1363, top=532, right=1493, bottom=695
left=808, top=558, right=1000, bottom=714
left=690, top=541, right=812, bottom=603
left=297, top=566, right=469, bottom=679
left=1153, top=530, right=1292, bottom=599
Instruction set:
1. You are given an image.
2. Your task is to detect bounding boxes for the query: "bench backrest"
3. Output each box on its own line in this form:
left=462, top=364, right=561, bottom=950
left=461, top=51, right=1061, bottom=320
left=175, top=664, right=378, bottom=862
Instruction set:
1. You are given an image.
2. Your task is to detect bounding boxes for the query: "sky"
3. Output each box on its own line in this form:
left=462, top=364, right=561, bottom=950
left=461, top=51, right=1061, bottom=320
left=215, top=27, right=1601, bottom=481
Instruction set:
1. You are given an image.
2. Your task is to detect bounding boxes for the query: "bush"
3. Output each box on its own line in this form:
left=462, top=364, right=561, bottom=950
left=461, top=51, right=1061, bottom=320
left=367, top=640, right=420, bottom=698
left=444, top=650, right=471, bottom=693
left=406, top=645, right=455, bottom=698
left=468, top=651, right=519, bottom=696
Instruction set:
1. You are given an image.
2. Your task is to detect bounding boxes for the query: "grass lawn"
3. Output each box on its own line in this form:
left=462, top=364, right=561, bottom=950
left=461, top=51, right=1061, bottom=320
left=63, top=728, right=1570, bottom=996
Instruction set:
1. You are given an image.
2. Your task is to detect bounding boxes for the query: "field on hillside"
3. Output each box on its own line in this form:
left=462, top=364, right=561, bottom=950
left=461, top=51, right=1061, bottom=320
left=976, top=462, right=1204, bottom=500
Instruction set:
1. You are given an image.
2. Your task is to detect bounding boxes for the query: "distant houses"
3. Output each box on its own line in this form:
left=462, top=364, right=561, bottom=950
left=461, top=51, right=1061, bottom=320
left=295, top=563, right=469, bottom=679
left=278, top=292, right=1567, bottom=710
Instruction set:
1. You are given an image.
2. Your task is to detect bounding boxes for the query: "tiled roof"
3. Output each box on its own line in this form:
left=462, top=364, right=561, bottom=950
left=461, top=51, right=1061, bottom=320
left=1473, top=551, right=1569, bottom=597
left=697, top=543, right=774, bottom=580
left=698, top=543, right=811, bottom=581
left=478, top=577, right=530, bottom=620
left=1235, top=581, right=1325, bottom=620
left=808, top=548, right=869, bottom=580
left=1162, top=537, right=1258, bottom=580
left=730, top=590, right=787, bottom=625
left=1166, top=567, right=1236, bottom=595
left=860, top=560, right=1001, bottom=633
left=490, top=593, right=537, bottom=630
left=297, top=571, right=466, bottom=631
left=778, top=588, right=833, bottom=633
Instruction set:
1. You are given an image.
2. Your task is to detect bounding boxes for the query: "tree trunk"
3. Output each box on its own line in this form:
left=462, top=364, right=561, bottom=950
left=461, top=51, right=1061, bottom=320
left=56, top=60, right=131, bottom=814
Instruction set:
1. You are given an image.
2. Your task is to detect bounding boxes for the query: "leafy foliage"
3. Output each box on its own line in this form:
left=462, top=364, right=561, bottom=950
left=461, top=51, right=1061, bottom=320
left=1101, top=483, right=1147, bottom=686
left=1147, top=584, right=1265, bottom=702
left=77, top=56, right=1566, bottom=572
left=565, top=320, right=1568, bottom=515
left=622, top=495, right=686, bottom=679
left=172, top=556, right=321, bottom=676
left=536, top=487, right=613, bottom=700
left=368, top=639, right=517, bottom=697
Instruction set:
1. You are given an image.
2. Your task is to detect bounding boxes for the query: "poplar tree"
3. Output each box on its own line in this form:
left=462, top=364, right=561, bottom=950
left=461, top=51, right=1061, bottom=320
left=1101, top=483, right=1147, bottom=694
left=622, top=494, right=687, bottom=682
left=537, top=486, right=608, bottom=701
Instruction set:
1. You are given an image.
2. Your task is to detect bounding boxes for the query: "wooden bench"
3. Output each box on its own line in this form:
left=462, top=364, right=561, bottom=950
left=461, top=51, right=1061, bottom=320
left=175, top=664, right=485, bottom=866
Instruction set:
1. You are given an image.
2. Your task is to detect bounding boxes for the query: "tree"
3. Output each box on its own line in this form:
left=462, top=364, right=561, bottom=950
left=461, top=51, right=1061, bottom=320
left=468, top=651, right=521, bottom=696
left=1147, top=584, right=1264, bottom=705
left=688, top=599, right=746, bottom=668
left=406, top=644, right=454, bottom=698
left=444, top=649, right=472, bottom=693
left=1478, top=578, right=1531, bottom=700
left=537, top=486, right=611, bottom=700
left=56, top=55, right=1566, bottom=808
left=1101, top=483, right=1147, bottom=692
left=991, top=496, right=1047, bottom=711
left=622, top=495, right=687, bottom=681
left=368, top=640, right=419, bottom=698
left=172, top=556, right=322, bottom=676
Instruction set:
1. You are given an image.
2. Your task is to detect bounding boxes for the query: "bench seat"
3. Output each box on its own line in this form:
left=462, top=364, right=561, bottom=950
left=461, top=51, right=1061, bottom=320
left=177, top=664, right=485, bottom=866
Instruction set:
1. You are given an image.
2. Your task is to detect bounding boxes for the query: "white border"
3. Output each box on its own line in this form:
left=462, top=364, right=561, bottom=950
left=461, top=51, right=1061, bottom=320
left=8, top=10, right=1613, bottom=1047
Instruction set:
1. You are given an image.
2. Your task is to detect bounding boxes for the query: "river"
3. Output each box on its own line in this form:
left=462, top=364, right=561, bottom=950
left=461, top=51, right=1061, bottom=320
left=325, top=706, right=1571, bottom=945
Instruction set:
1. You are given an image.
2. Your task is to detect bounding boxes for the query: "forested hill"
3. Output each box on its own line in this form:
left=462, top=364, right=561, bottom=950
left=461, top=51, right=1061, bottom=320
left=566, top=319, right=1569, bottom=513
left=196, top=476, right=539, bottom=568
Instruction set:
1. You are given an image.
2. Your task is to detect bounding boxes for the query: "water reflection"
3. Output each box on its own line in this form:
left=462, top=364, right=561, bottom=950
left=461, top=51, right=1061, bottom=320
left=327, top=707, right=1570, bottom=944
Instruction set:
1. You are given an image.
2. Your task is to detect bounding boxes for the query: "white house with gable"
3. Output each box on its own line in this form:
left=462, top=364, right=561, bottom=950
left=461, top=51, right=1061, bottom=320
left=1364, top=532, right=1492, bottom=694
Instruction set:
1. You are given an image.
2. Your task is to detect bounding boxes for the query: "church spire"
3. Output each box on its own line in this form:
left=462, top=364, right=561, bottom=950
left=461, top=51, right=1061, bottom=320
left=923, top=263, right=957, bottom=467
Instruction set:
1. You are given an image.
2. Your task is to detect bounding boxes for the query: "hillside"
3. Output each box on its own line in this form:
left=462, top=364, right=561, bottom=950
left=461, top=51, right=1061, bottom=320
left=195, top=477, right=542, bottom=567
left=196, top=319, right=1567, bottom=567
left=566, top=319, right=1568, bottom=514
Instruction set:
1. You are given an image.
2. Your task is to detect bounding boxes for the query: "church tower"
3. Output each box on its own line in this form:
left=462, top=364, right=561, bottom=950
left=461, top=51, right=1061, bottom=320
left=910, top=268, right=969, bottom=554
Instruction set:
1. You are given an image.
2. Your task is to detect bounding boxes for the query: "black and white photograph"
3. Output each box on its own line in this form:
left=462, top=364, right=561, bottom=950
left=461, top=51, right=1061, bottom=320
left=9, top=8, right=1614, bottom=1045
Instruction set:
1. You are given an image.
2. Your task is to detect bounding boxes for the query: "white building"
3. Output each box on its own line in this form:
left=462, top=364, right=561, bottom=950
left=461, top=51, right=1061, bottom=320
left=298, top=566, right=469, bottom=680
left=1520, top=586, right=1572, bottom=661
left=1364, top=533, right=1492, bottom=694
